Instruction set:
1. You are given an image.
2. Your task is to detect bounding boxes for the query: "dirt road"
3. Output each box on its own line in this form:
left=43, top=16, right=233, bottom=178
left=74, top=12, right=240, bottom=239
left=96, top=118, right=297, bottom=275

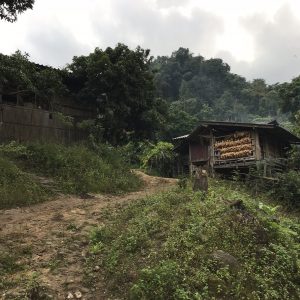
left=0, top=171, right=177, bottom=300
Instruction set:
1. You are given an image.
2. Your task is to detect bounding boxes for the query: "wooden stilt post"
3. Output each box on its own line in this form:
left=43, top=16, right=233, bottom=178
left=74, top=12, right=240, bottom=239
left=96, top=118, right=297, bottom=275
left=263, top=160, right=267, bottom=177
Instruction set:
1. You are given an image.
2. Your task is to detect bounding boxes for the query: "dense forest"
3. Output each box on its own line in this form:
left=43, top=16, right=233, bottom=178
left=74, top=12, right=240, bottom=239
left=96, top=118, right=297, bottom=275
left=1, top=45, right=300, bottom=143
left=152, top=48, right=290, bottom=135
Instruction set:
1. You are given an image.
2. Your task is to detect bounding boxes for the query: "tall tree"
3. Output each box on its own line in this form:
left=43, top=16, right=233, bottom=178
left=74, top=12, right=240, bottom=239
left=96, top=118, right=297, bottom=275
left=0, top=51, right=67, bottom=108
left=152, top=47, right=284, bottom=129
left=66, top=44, right=165, bottom=143
left=0, top=0, right=34, bottom=22
left=279, top=76, right=300, bottom=116
left=0, top=51, right=35, bottom=103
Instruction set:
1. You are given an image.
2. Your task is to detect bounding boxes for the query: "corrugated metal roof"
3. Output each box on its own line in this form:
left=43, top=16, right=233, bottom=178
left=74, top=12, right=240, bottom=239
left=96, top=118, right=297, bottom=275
left=194, top=120, right=275, bottom=129
left=173, top=134, right=189, bottom=140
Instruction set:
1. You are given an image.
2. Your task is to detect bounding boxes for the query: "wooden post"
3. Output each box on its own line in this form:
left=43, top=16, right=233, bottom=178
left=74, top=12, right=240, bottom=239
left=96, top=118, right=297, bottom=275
left=263, top=160, right=267, bottom=177
left=189, top=141, right=192, bottom=177
left=254, top=129, right=262, bottom=160
left=0, top=83, right=3, bottom=104
left=210, top=130, right=215, bottom=178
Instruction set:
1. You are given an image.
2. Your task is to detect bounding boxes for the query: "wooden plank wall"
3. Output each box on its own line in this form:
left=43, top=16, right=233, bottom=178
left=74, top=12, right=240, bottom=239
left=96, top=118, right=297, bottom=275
left=261, top=133, right=281, bottom=159
left=190, top=141, right=209, bottom=162
left=0, top=104, right=87, bottom=144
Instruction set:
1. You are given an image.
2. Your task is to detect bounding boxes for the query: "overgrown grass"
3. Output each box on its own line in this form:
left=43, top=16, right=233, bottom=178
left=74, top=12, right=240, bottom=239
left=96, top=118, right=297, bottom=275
left=239, top=168, right=300, bottom=210
left=88, top=180, right=300, bottom=299
left=272, top=170, right=300, bottom=208
left=0, top=156, right=49, bottom=209
left=0, top=141, right=142, bottom=196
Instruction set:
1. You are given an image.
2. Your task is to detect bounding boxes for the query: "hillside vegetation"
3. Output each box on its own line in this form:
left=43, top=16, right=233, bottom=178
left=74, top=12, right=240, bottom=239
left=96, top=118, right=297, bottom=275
left=88, top=179, right=300, bottom=299
left=0, top=142, right=142, bottom=209
left=2, top=45, right=300, bottom=142
left=0, top=156, right=49, bottom=209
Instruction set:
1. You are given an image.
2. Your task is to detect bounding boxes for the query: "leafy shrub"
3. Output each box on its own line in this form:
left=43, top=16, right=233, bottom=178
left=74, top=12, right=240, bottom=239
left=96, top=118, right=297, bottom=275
left=141, top=141, right=176, bottom=177
left=76, top=119, right=95, bottom=130
left=288, top=145, right=300, bottom=170
left=53, top=112, right=74, bottom=128
left=118, top=141, right=152, bottom=166
left=177, top=175, right=188, bottom=189
left=0, top=141, right=142, bottom=195
left=0, top=156, right=48, bottom=209
left=25, top=143, right=141, bottom=194
left=240, top=165, right=300, bottom=209
left=272, top=170, right=300, bottom=208
left=0, top=141, right=27, bottom=158
left=130, top=261, right=183, bottom=300
left=89, top=181, right=300, bottom=299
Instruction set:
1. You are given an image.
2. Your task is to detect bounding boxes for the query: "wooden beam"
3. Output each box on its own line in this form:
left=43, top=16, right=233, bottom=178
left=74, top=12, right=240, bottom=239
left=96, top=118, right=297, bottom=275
left=188, top=141, right=192, bottom=176
left=210, top=129, right=215, bottom=177
left=254, top=129, right=262, bottom=160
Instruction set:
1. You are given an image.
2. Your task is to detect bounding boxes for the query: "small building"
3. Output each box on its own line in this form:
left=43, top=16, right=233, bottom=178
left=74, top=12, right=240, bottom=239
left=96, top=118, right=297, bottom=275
left=173, top=120, right=300, bottom=177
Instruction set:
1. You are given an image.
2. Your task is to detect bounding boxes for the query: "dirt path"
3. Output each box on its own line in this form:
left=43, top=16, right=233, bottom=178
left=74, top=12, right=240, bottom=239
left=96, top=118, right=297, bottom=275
left=0, top=171, right=177, bottom=300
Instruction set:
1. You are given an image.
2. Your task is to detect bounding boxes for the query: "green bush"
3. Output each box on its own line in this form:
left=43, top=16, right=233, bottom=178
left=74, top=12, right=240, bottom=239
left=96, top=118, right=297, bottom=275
left=118, top=141, right=152, bottom=166
left=141, top=141, right=176, bottom=177
left=0, top=141, right=142, bottom=195
left=0, top=156, right=48, bottom=209
left=272, top=170, right=300, bottom=208
left=89, top=181, right=300, bottom=299
left=288, top=145, right=300, bottom=169
left=130, top=261, right=183, bottom=300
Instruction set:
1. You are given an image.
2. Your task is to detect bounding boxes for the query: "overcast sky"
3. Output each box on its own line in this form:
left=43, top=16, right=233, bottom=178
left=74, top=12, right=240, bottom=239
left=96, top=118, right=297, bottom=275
left=1, top=0, right=300, bottom=83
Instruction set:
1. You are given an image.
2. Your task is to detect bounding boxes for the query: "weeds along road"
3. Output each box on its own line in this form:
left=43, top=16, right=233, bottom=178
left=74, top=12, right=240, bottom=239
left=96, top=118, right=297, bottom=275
left=0, top=171, right=177, bottom=300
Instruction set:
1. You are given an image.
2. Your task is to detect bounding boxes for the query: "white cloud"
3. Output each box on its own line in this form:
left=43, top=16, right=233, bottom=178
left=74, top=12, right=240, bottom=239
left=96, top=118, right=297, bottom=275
left=218, top=5, right=300, bottom=83
left=0, top=0, right=300, bottom=82
left=91, top=0, right=223, bottom=57
left=154, top=0, right=190, bottom=8
left=25, top=24, right=90, bottom=67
